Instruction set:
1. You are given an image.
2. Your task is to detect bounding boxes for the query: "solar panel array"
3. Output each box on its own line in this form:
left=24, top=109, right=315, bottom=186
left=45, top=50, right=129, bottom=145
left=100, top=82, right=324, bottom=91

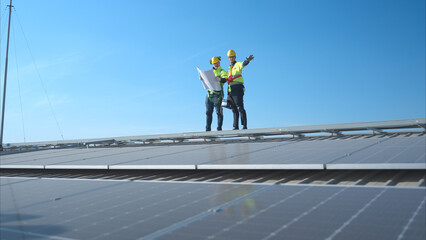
left=1, top=133, right=425, bottom=170
left=1, top=120, right=425, bottom=240
left=1, top=177, right=424, bottom=240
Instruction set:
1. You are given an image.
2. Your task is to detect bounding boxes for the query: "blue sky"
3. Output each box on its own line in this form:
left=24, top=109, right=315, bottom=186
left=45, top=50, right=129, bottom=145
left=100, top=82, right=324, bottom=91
left=0, top=0, right=424, bottom=143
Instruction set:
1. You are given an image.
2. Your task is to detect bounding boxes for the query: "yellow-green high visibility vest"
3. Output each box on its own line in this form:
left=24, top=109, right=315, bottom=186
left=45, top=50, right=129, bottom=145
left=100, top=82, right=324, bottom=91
left=227, top=62, right=245, bottom=91
left=208, top=66, right=227, bottom=95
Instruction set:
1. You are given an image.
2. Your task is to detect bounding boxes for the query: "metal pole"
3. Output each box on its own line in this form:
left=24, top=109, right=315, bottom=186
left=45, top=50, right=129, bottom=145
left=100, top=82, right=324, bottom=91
left=0, top=0, right=13, bottom=151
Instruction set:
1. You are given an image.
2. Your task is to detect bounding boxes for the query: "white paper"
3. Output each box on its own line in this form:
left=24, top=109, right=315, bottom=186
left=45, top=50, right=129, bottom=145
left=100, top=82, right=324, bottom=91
left=197, top=67, right=221, bottom=91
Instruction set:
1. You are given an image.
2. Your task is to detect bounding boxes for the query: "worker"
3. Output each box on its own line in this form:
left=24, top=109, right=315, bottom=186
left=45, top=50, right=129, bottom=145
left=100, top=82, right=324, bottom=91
left=205, top=56, right=228, bottom=131
left=227, top=49, right=254, bottom=130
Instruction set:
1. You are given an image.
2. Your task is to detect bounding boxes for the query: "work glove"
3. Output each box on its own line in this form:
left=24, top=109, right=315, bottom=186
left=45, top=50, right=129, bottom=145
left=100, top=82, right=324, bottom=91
left=215, top=76, right=221, bottom=82
left=246, top=55, right=254, bottom=62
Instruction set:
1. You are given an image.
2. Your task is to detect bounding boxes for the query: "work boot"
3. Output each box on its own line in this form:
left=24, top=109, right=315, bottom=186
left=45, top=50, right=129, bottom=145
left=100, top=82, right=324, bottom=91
left=206, top=127, right=211, bottom=132
left=217, top=127, right=222, bottom=131
left=233, top=127, right=239, bottom=130
left=243, top=126, right=247, bottom=130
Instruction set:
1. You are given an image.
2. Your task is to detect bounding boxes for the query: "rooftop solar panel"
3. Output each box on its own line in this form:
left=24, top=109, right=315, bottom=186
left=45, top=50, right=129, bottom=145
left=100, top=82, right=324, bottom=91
left=1, top=133, right=424, bottom=170
left=330, top=134, right=425, bottom=164
left=1, top=177, right=424, bottom=240
left=0, top=146, right=162, bottom=165
left=199, top=137, right=382, bottom=165
left=158, top=186, right=425, bottom=240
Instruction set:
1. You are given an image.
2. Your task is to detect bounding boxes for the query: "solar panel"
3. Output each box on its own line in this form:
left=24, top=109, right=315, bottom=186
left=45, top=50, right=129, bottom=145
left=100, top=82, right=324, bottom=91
left=1, top=133, right=424, bottom=170
left=1, top=177, right=424, bottom=240
left=162, top=186, right=426, bottom=240
left=0, top=177, right=36, bottom=186
left=330, top=134, right=425, bottom=164
left=0, top=146, right=161, bottom=165
left=198, top=137, right=381, bottom=166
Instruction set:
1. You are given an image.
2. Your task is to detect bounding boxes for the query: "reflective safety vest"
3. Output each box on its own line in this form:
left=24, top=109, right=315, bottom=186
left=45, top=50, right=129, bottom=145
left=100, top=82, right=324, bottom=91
left=208, top=66, right=227, bottom=96
left=228, top=62, right=245, bottom=91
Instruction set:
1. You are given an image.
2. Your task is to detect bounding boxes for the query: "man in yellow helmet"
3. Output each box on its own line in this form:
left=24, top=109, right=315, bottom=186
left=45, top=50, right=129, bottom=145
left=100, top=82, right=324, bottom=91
left=227, top=49, right=254, bottom=130
left=205, top=56, right=228, bottom=131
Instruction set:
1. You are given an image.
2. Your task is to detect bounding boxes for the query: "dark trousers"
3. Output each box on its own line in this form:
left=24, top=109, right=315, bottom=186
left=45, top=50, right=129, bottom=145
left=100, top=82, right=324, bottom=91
left=205, top=93, right=223, bottom=131
left=228, top=84, right=247, bottom=129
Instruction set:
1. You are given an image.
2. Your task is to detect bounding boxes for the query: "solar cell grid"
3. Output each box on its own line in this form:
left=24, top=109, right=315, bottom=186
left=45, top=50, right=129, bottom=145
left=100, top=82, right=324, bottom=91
left=0, top=146, right=161, bottom=165
left=332, top=135, right=426, bottom=164
left=203, top=137, right=381, bottom=165
left=159, top=186, right=425, bottom=240
left=0, top=178, right=266, bottom=240
left=1, top=178, right=425, bottom=240
left=400, top=201, right=426, bottom=240
left=0, top=148, right=119, bottom=165
left=111, top=142, right=285, bottom=166
left=0, top=148, right=79, bottom=160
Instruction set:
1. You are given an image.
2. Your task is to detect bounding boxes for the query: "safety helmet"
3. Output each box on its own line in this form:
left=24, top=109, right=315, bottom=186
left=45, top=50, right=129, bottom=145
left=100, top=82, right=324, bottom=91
left=227, top=49, right=236, bottom=57
left=209, top=56, right=221, bottom=64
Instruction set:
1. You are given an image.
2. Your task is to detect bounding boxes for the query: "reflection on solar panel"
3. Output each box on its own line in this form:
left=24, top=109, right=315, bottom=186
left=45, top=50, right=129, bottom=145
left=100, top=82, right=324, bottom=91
left=1, top=178, right=424, bottom=240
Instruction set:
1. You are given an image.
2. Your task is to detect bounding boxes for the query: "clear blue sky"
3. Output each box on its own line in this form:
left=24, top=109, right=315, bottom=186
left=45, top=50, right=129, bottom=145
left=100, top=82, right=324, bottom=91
left=0, top=0, right=425, bottom=143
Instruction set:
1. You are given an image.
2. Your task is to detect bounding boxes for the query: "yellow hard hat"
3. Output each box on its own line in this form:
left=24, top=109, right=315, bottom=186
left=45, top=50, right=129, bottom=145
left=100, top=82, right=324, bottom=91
left=209, top=56, right=221, bottom=64
left=227, top=49, right=236, bottom=57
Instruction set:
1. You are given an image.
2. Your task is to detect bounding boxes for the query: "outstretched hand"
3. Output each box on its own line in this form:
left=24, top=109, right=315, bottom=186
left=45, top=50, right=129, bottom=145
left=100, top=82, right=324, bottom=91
left=246, top=55, right=254, bottom=62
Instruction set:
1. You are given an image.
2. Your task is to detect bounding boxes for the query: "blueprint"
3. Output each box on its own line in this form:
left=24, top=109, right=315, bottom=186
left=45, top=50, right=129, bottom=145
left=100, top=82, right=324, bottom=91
left=197, top=67, right=221, bottom=91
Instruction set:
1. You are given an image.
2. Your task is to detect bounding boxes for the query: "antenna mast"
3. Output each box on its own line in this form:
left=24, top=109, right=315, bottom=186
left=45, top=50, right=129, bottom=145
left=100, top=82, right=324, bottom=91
left=0, top=0, right=13, bottom=151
